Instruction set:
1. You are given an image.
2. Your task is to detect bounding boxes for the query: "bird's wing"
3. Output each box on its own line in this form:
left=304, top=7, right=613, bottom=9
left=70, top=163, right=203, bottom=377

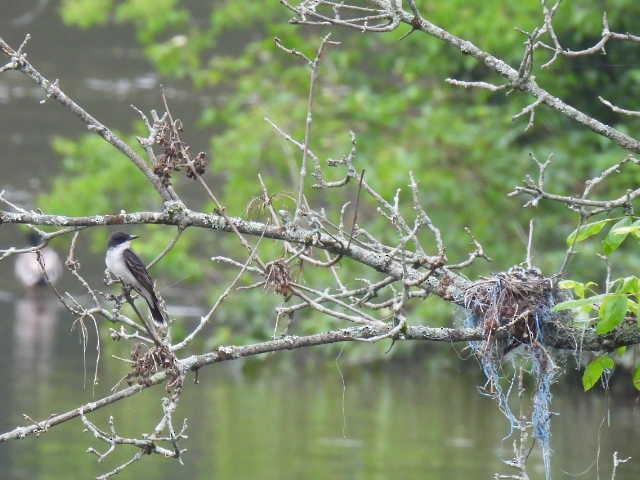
left=122, top=248, right=156, bottom=295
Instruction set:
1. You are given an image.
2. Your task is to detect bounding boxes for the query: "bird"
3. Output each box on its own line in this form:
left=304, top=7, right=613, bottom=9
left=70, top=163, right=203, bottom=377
left=14, top=231, right=63, bottom=289
left=105, top=232, right=166, bottom=324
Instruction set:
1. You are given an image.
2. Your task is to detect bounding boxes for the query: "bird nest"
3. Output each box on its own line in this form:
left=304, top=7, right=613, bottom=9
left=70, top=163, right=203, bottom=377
left=463, top=266, right=559, bottom=479
left=464, top=266, right=555, bottom=353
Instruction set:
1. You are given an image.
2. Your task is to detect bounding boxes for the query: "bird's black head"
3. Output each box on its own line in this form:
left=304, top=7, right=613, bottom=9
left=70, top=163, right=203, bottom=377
left=107, top=232, right=139, bottom=249
left=26, top=231, right=43, bottom=246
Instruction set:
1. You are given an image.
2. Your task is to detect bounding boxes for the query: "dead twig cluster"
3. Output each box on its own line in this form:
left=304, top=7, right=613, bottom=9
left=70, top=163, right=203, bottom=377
left=126, top=343, right=183, bottom=397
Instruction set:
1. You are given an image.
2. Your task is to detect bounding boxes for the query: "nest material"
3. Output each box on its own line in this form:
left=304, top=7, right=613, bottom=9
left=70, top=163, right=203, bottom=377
left=464, top=266, right=554, bottom=352
left=127, top=343, right=183, bottom=397
left=464, top=266, right=559, bottom=480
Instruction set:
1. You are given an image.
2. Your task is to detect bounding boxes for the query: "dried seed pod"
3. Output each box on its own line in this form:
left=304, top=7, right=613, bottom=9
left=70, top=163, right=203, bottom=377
left=151, top=115, right=208, bottom=186
left=186, top=152, right=208, bottom=179
left=264, top=260, right=293, bottom=299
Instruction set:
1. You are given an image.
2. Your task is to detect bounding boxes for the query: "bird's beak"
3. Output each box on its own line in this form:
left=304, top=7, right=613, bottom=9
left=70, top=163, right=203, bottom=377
left=130, top=235, right=140, bottom=240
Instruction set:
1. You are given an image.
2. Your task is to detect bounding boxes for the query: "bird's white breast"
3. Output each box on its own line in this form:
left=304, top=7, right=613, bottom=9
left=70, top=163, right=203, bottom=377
left=105, top=241, right=139, bottom=288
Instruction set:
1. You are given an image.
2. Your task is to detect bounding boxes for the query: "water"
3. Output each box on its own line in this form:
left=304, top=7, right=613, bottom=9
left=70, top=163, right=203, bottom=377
left=2, top=2, right=640, bottom=479
left=0, top=1, right=207, bottom=216
left=0, top=312, right=639, bottom=480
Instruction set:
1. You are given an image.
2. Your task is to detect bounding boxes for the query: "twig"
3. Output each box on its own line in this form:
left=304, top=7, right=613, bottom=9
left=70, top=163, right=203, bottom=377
left=172, top=233, right=264, bottom=351
left=0, top=37, right=175, bottom=201
left=147, top=227, right=184, bottom=270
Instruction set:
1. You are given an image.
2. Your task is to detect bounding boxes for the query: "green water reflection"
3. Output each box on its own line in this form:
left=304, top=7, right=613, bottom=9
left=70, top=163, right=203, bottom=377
left=2, top=312, right=640, bottom=480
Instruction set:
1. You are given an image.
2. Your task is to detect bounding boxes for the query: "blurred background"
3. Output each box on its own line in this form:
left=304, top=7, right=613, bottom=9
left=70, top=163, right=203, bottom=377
left=1, top=0, right=640, bottom=478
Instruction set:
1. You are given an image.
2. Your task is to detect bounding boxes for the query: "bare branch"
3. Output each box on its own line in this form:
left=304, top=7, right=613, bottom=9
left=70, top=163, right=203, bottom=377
left=598, top=96, right=640, bottom=118
left=445, top=78, right=508, bottom=92
left=280, top=3, right=640, bottom=153
left=172, top=233, right=264, bottom=351
left=0, top=208, right=472, bottom=305
left=0, top=324, right=483, bottom=443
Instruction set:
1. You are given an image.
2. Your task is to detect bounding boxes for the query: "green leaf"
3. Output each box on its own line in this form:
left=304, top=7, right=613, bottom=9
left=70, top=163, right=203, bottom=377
left=610, top=226, right=640, bottom=235
left=566, top=219, right=613, bottom=246
left=616, top=346, right=627, bottom=356
left=558, top=280, right=581, bottom=290
left=613, top=276, right=640, bottom=296
left=583, top=356, right=614, bottom=391
left=558, top=280, right=599, bottom=299
left=584, top=282, right=599, bottom=295
left=611, top=218, right=640, bottom=238
left=552, top=294, right=606, bottom=311
left=627, top=299, right=640, bottom=316
left=558, top=280, right=584, bottom=298
left=633, top=367, right=640, bottom=391
left=602, top=216, right=633, bottom=255
left=596, top=294, right=628, bottom=334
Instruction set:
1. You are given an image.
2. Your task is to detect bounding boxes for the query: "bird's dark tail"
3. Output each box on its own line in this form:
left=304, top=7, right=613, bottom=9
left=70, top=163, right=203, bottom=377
left=145, top=295, right=166, bottom=324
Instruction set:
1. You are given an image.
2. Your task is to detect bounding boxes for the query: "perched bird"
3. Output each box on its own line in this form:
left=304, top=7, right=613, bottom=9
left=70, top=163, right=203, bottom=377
left=105, top=232, right=166, bottom=324
left=14, top=232, right=63, bottom=289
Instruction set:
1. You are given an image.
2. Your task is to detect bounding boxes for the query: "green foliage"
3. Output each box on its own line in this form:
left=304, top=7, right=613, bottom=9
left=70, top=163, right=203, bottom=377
left=566, top=219, right=615, bottom=246
left=557, top=279, right=598, bottom=299
left=582, top=355, right=614, bottom=391
left=552, top=293, right=605, bottom=312
left=51, top=0, right=640, bottom=356
left=556, top=211, right=640, bottom=386
left=40, top=135, right=149, bottom=215
left=601, top=216, right=633, bottom=255
left=633, top=366, right=640, bottom=390
left=54, top=0, right=640, bottom=273
left=38, top=135, right=203, bottom=279
left=114, top=0, right=189, bottom=43
left=60, top=0, right=112, bottom=28
left=615, top=346, right=627, bottom=356
left=558, top=211, right=640, bottom=387
left=596, top=294, right=628, bottom=334
left=615, top=276, right=640, bottom=296
left=611, top=219, right=640, bottom=238
left=554, top=278, right=638, bottom=334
